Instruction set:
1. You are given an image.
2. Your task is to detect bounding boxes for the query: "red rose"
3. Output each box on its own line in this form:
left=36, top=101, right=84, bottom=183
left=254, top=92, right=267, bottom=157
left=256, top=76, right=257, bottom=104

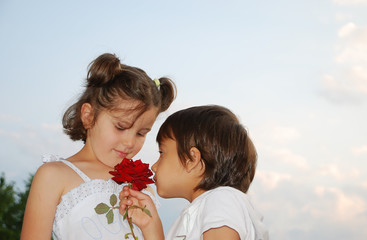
left=109, top=158, right=154, bottom=191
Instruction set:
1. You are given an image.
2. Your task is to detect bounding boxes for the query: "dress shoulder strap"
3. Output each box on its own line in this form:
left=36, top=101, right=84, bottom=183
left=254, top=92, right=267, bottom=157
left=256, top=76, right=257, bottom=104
left=42, top=154, right=92, bottom=182
left=42, top=154, right=91, bottom=182
left=60, top=159, right=91, bottom=182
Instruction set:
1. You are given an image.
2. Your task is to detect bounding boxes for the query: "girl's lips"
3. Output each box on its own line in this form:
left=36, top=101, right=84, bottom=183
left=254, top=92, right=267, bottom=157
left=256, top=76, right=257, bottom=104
left=114, top=149, right=128, bottom=158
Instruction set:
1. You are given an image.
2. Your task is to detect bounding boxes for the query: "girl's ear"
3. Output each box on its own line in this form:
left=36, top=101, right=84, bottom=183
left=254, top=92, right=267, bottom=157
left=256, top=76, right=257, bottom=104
left=81, top=103, right=94, bottom=129
left=186, top=147, right=204, bottom=174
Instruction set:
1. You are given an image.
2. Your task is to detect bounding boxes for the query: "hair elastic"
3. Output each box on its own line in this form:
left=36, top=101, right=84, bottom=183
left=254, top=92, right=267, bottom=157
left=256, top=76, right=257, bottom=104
left=153, top=78, right=160, bottom=88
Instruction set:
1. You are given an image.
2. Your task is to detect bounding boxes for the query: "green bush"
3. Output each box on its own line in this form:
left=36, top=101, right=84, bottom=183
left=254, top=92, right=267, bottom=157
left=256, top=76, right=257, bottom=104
left=0, top=173, right=32, bottom=240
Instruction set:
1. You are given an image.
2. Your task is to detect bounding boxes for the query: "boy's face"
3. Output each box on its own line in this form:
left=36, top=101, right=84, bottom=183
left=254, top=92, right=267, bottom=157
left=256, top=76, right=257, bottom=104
left=152, top=138, right=191, bottom=199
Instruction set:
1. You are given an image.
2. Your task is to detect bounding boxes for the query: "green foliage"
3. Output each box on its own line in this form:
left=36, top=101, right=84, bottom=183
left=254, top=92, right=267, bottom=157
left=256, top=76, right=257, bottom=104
left=0, top=173, right=33, bottom=240
left=94, top=193, right=119, bottom=224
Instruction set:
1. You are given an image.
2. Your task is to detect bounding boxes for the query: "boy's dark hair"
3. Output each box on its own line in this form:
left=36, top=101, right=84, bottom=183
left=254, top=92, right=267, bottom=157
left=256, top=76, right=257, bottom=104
left=62, top=53, right=176, bottom=142
left=156, top=105, right=257, bottom=193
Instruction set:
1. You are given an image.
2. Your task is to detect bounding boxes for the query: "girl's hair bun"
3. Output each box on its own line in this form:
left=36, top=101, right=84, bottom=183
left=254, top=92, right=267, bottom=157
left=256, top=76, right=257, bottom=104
left=86, top=53, right=121, bottom=88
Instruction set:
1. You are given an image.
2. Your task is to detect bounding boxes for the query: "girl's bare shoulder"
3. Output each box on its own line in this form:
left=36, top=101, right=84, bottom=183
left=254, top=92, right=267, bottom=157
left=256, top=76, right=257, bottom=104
left=33, top=161, right=83, bottom=196
left=36, top=161, right=72, bottom=180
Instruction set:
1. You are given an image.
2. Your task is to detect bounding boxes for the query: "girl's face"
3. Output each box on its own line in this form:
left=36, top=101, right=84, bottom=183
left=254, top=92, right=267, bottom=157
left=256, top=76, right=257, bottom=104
left=152, top=138, right=191, bottom=199
left=86, top=103, right=159, bottom=168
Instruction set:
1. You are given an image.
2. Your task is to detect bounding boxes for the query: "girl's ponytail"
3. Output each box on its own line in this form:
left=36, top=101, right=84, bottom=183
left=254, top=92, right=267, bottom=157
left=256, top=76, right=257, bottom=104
left=157, top=77, right=177, bottom=113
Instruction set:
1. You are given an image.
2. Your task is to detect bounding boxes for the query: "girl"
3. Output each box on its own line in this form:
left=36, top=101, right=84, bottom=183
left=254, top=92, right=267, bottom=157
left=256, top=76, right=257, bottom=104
left=119, top=105, right=269, bottom=240
left=21, top=53, right=176, bottom=240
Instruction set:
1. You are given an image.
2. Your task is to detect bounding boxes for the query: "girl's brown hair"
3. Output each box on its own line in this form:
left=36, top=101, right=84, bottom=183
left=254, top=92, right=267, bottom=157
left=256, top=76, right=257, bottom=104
left=63, top=53, right=176, bottom=142
left=156, top=105, right=257, bottom=193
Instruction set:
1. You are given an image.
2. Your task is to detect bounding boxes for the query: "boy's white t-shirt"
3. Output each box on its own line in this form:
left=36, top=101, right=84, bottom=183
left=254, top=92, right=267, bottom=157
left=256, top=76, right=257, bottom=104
left=166, top=186, right=268, bottom=240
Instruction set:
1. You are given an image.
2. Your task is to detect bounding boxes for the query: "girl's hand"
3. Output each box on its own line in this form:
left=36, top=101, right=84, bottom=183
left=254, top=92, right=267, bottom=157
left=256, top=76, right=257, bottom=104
left=119, top=186, right=164, bottom=240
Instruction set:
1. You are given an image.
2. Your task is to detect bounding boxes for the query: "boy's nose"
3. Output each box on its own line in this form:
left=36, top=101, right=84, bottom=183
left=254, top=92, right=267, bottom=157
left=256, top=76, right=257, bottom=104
left=151, top=162, right=157, bottom=172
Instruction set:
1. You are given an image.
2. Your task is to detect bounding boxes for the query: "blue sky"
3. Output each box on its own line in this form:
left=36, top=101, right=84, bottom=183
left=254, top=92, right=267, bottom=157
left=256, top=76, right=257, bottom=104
left=1, top=0, right=367, bottom=239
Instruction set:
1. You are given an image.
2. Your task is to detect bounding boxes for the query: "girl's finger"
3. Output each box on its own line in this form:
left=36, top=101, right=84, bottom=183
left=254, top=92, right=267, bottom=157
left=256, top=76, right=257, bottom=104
left=119, top=189, right=130, bottom=200
left=119, top=199, right=133, bottom=214
left=128, top=188, right=151, bottom=200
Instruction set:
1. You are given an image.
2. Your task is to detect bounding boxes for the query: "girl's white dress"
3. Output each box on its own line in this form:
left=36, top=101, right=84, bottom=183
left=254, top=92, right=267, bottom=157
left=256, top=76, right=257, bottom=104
left=166, top=186, right=269, bottom=240
left=43, top=155, right=159, bottom=240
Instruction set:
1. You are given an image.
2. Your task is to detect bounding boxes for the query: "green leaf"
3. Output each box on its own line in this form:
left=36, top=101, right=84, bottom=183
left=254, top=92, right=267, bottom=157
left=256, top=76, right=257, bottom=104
left=94, top=203, right=110, bottom=214
left=106, top=209, right=114, bottom=224
left=110, top=194, right=117, bottom=206
left=123, top=209, right=128, bottom=220
left=142, top=208, right=152, bottom=217
left=125, top=233, right=131, bottom=239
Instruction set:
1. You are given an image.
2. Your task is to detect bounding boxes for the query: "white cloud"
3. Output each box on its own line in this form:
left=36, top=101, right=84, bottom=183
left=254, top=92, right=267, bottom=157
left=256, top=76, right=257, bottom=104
left=270, top=148, right=310, bottom=170
left=270, top=126, right=301, bottom=143
left=41, top=122, right=63, bottom=131
left=321, top=74, right=364, bottom=103
left=313, top=186, right=366, bottom=221
left=336, top=24, right=367, bottom=64
left=255, top=170, right=292, bottom=190
left=0, top=113, right=23, bottom=123
left=0, top=122, right=82, bottom=161
left=322, top=23, right=367, bottom=103
left=0, top=128, right=22, bottom=140
left=350, top=66, right=367, bottom=93
left=317, top=164, right=360, bottom=180
left=351, top=144, right=367, bottom=155
left=338, top=22, right=357, bottom=37
left=335, top=13, right=354, bottom=22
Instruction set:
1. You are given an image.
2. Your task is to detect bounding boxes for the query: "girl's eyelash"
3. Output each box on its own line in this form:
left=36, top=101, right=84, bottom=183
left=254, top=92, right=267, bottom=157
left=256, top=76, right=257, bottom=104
left=115, top=126, right=124, bottom=130
left=115, top=126, right=147, bottom=137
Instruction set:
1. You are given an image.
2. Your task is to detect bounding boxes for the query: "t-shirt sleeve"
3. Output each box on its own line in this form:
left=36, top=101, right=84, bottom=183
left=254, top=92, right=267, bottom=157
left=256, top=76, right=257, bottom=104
left=198, top=189, right=255, bottom=239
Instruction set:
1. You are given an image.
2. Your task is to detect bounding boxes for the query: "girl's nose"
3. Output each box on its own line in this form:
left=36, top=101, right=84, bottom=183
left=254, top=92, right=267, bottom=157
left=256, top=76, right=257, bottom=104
left=122, top=132, right=135, bottom=149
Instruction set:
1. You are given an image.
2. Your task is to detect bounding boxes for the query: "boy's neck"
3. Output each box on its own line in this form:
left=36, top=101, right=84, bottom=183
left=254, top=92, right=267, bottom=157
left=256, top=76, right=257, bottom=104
left=188, top=188, right=207, bottom=202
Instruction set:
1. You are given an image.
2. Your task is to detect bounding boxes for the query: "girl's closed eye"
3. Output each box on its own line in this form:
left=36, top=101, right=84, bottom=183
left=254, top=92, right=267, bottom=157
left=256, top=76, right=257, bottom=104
left=137, top=131, right=147, bottom=137
left=115, top=121, right=132, bottom=131
left=137, top=129, right=150, bottom=137
left=115, top=125, right=127, bottom=131
left=115, top=126, right=124, bottom=130
left=113, top=118, right=133, bottom=131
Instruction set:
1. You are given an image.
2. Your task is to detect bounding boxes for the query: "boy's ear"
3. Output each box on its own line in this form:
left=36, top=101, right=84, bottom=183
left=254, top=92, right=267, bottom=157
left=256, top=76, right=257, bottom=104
left=81, top=103, right=94, bottom=129
left=186, top=147, right=204, bottom=173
